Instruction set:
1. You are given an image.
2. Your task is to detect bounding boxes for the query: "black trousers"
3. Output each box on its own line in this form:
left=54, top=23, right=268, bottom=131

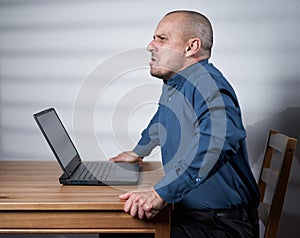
left=171, top=206, right=259, bottom=238
left=99, top=207, right=259, bottom=238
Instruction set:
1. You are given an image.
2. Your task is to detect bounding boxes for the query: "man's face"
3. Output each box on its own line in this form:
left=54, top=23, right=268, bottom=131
left=147, top=14, right=188, bottom=80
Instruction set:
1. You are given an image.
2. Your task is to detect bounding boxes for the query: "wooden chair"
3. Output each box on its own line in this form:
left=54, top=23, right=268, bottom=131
left=258, top=129, right=297, bottom=238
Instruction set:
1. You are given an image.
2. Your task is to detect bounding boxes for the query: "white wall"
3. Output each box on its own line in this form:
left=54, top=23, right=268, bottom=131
left=0, top=0, right=300, bottom=237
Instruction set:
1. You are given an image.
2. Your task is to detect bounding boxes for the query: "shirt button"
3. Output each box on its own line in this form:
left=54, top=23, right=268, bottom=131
left=196, top=178, right=201, bottom=183
left=168, top=97, right=172, bottom=102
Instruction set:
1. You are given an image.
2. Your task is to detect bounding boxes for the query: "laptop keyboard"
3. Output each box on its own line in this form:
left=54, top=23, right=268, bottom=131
left=74, top=162, right=113, bottom=181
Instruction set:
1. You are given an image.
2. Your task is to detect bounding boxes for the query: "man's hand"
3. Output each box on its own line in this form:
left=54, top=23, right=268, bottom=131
left=119, top=189, right=167, bottom=220
left=110, top=151, right=142, bottom=163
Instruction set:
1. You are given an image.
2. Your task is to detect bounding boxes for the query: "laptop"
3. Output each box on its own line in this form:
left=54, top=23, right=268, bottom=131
left=33, top=108, right=140, bottom=186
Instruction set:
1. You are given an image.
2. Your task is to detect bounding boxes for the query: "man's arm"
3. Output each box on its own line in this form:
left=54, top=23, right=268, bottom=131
left=110, top=109, right=164, bottom=219
left=111, top=106, right=160, bottom=161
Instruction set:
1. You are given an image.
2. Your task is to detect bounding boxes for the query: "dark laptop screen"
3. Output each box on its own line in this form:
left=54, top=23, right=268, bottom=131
left=34, top=108, right=77, bottom=168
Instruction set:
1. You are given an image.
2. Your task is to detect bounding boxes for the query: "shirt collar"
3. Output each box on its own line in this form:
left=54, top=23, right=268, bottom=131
left=165, top=59, right=209, bottom=89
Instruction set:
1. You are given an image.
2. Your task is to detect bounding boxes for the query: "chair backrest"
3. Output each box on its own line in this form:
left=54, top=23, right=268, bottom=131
left=258, top=129, right=297, bottom=238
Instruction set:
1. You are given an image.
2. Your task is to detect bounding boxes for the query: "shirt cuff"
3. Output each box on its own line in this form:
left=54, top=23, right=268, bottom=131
left=154, top=167, right=200, bottom=203
left=133, top=142, right=156, bottom=158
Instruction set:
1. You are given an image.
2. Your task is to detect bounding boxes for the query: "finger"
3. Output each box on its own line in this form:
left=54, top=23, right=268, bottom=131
left=110, top=156, right=124, bottom=162
left=145, top=211, right=154, bottom=220
left=110, top=152, right=128, bottom=162
left=123, top=197, right=133, bottom=213
left=112, top=152, right=142, bottom=163
left=142, top=203, right=153, bottom=212
left=145, top=209, right=159, bottom=220
left=138, top=197, right=146, bottom=207
left=119, top=192, right=131, bottom=200
left=130, top=202, right=138, bottom=217
left=138, top=205, right=145, bottom=220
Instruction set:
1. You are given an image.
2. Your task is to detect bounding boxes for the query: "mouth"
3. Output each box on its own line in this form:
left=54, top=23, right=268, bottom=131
left=149, top=55, right=158, bottom=66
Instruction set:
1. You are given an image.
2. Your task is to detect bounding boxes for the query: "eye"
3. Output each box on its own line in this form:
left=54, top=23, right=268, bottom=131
left=158, top=36, right=167, bottom=41
left=153, top=34, right=167, bottom=42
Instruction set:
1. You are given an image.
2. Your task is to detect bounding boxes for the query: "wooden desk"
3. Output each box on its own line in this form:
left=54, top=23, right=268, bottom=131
left=0, top=161, right=170, bottom=237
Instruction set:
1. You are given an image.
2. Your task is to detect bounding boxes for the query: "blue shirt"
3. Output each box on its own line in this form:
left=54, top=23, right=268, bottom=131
left=133, top=60, right=259, bottom=209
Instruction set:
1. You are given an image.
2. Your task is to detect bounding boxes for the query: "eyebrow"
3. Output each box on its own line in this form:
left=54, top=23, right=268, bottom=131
left=154, top=33, right=168, bottom=39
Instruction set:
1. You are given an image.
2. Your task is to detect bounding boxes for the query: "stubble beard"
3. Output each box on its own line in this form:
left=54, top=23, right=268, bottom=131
left=149, top=65, right=175, bottom=81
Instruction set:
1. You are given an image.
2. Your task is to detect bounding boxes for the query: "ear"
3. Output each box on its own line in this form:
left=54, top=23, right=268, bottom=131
left=185, top=38, right=201, bottom=57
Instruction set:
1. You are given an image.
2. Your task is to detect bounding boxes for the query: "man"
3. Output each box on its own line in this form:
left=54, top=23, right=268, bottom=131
left=111, top=10, right=260, bottom=238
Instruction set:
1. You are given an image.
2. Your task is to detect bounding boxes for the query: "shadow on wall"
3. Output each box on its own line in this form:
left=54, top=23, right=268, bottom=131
left=245, top=107, right=300, bottom=238
left=246, top=107, right=300, bottom=166
left=278, top=212, right=300, bottom=238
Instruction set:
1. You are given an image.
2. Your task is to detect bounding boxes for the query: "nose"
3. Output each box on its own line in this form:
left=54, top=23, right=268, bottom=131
left=147, top=39, right=156, bottom=52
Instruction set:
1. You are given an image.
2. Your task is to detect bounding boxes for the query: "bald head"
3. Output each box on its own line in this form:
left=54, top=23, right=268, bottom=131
left=147, top=10, right=214, bottom=79
left=164, top=10, right=213, bottom=58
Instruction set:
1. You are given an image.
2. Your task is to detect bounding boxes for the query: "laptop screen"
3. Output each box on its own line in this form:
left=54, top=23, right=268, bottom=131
left=34, top=108, right=80, bottom=175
